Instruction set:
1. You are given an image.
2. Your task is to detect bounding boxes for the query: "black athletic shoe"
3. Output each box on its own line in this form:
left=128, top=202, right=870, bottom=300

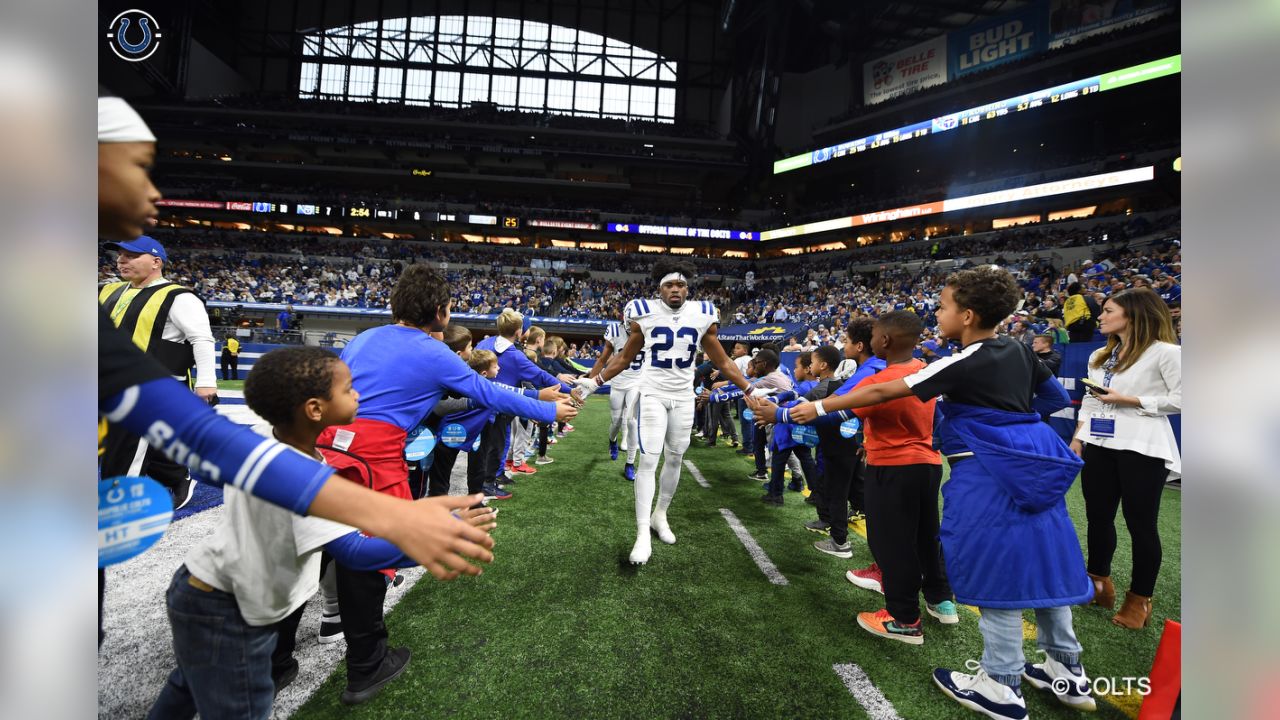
left=341, top=647, right=412, bottom=705
left=787, top=480, right=805, bottom=493
left=273, top=660, right=299, bottom=696
left=318, top=615, right=344, bottom=644
left=172, top=476, right=197, bottom=510
left=747, top=471, right=767, bottom=481
left=760, top=493, right=783, bottom=506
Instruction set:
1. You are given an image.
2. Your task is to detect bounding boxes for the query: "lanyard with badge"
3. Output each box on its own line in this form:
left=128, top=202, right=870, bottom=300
left=1088, top=347, right=1120, bottom=439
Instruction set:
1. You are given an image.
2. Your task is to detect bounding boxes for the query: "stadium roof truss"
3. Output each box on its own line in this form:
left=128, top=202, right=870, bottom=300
left=298, top=14, right=680, bottom=122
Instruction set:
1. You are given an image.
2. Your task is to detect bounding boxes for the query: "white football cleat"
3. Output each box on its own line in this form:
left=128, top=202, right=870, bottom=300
left=651, top=513, right=677, bottom=545
left=629, top=531, right=652, bottom=565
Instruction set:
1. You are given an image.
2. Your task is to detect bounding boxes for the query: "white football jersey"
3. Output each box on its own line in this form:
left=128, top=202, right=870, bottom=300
left=603, top=320, right=644, bottom=390
left=624, top=298, right=720, bottom=399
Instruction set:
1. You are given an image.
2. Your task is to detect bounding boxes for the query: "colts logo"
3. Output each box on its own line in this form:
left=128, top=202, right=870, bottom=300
left=106, top=9, right=163, bottom=62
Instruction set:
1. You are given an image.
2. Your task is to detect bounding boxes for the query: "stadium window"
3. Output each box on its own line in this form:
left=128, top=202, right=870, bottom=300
left=434, top=71, right=462, bottom=106
left=574, top=81, right=601, bottom=115
left=630, top=85, right=656, bottom=119
left=297, top=15, right=677, bottom=121
left=347, top=65, right=375, bottom=100
left=657, top=88, right=676, bottom=122
left=518, top=76, right=546, bottom=110
left=547, top=79, right=574, bottom=110
left=299, top=63, right=320, bottom=96
left=491, top=74, right=518, bottom=107
left=405, top=68, right=432, bottom=104
left=320, top=63, right=346, bottom=96
left=602, top=83, right=630, bottom=118
left=462, top=73, right=490, bottom=105
left=377, top=67, right=404, bottom=102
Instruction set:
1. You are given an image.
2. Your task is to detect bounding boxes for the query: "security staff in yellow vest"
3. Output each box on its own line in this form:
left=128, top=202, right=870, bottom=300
left=99, top=236, right=216, bottom=508
left=221, top=333, right=241, bottom=381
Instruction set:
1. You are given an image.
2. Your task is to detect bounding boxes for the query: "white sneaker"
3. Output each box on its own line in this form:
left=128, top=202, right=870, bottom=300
left=534, top=455, right=555, bottom=465
left=1022, top=651, right=1096, bottom=711
left=932, top=661, right=1028, bottom=720
left=651, top=513, right=677, bottom=545
left=629, top=531, right=652, bottom=565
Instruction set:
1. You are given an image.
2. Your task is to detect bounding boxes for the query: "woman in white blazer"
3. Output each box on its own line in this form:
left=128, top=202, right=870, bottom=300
left=1071, top=288, right=1180, bottom=630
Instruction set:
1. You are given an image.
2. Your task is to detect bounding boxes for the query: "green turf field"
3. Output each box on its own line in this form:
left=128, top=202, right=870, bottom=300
left=294, top=396, right=1180, bottom=719
left=217, top=380, right=244, bottom=392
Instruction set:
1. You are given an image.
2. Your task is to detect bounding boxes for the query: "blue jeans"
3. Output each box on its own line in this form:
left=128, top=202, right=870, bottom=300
left=148, top=566, right=278, bottom=720
left=978, top=606, right=1083, bottom=688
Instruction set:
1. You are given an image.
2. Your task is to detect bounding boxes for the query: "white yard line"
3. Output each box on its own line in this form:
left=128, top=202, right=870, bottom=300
left=718, top=508, right=788, bottom=585
left=683, top=459, right=710, bottom=488
left=832, top=663, right=904, bottom=720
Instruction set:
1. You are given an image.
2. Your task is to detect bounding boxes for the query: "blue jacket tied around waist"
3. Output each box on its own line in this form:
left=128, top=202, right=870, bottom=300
left=937, top=403, right=1093, bottom=609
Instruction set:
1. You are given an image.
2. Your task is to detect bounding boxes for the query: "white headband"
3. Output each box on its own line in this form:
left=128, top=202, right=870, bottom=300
left=659, top=272, right=687, bottom=285
left=98, top=97, right=156, bottom=143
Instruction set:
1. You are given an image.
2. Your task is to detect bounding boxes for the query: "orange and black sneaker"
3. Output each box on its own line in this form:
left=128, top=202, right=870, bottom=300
left=857, top=608, right=924, bottom=645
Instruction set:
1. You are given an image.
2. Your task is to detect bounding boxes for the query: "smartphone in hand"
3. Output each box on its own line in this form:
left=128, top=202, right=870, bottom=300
left=1080, top=378, right=1107, bottom=396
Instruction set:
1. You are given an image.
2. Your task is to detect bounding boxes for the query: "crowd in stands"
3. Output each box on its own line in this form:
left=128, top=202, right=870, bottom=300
left=99, top=214, right=1180, bottom=343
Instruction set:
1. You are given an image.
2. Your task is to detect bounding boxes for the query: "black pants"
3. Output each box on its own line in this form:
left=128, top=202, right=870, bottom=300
left=706, top=401, right=737, bottom=443
left=100, top=424, right=189, bottom=496
left=848, top=444, right=866, bottom=516
left=1080, top=444, right=1169, bottom=597
left=863, top=463, right=951, bottom=624
left=537, top=423, right=550, bottom=458
left=818, top=433, right=860, bottom=544
left=271, top=604, right=306, bottom=682
left=334, top=563, right=389, bottom=684
left=220, top=352, right=238, bottom=381
left=753, top=426, right=767, bottom=473
left=475, top=415, right=513, bottom=492
left=428, top=444, right=489, bottom=497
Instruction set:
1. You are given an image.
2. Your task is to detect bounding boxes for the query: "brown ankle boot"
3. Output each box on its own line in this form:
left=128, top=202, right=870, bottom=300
left=1088, top=573, right=1115, bottom=609
left=1112, top=591, right=1153, bottom=629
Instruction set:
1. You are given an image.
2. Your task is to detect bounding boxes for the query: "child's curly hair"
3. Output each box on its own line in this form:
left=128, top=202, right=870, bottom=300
left=244, top=347, right=341, bottom=427
left=946, top=266, right=1021, bottom=329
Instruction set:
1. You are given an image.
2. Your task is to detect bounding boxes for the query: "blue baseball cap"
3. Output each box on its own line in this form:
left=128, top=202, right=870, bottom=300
left=105, top=236, right=167, bottom=262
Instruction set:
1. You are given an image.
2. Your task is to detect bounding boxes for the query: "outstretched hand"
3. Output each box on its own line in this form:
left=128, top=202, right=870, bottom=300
left=555, top=398, right=580, bottom=422
left=382, top=493, right=496, bottom=581
left=788, top=400, right=818, bottom=424
left=453, top=505, right=498, bottom=532
left=539, top=385, right=569, bottom=402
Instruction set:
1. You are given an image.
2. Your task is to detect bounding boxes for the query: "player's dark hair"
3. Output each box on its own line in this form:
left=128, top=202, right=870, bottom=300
left=796, top=351, right=812, bottom=368
left=244, top=347, right=340, bottom=428
left=812, top=344, right=842, bottom=370
left=390, top=264, right=451, bottom=327
left=651, top=259, right=697, bottom=283
left=946, top=266, right=1021, bottom=329
left=845, top=317, right=875, bottom=347
left=754, top=348, right=780, bottom=373
left=875, top=309, right=924, bottom=342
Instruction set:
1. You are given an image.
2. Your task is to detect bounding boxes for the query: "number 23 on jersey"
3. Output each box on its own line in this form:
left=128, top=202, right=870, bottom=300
left=649, top=327, right=698, bottom=369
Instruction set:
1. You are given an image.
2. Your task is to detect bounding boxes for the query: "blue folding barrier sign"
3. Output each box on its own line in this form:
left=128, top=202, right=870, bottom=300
left=441, top=422, right=469, bottom=448
left=839, top=417, right=862, bottom=438
left=404, top=425, right=437, bottom=461
left=98, top=475, right=173, bottom=567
